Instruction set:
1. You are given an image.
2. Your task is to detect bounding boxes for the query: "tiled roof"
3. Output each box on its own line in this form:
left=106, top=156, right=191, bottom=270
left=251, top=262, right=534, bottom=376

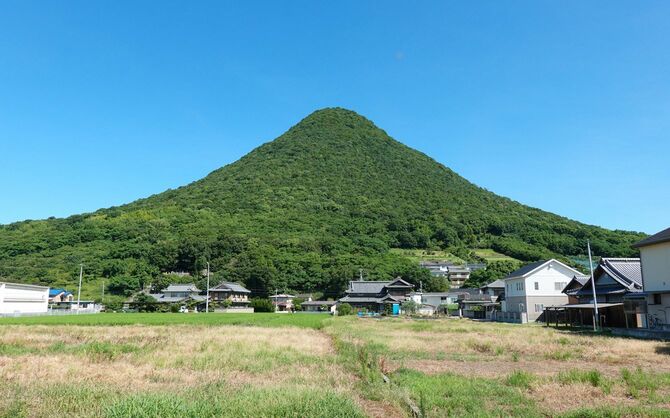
left=600, top=258, right=642, bottom=289
left=633, top=227, right=670, bottom=248
left=482, top=279, right=505, bottom=289
left=210, top=282, right=251, bottom=293
left=301, top=300, right=337, bottom=306
left=339, top=296, right=384, bottom=304
left=164, top=283, right=200, bottom=293
left=348, top=281, right=389, bottom=294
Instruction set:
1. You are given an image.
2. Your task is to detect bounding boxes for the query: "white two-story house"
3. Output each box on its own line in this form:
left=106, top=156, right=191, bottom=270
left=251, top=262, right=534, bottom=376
left=634, top=227, right=670, bottom=326
left=502, top=259, right=583, bottom=322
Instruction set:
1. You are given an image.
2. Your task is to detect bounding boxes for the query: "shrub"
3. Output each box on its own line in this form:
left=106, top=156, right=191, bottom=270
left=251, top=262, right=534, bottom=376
left=402, top=300, right=418, bottom=315
left=337, top=303, right=353, bottom=316
left=250, top=298, right=274, bottom=313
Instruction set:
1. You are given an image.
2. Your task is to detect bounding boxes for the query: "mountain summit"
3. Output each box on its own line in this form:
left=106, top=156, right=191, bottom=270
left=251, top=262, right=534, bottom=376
left=0, top=108, right=644, bottom=294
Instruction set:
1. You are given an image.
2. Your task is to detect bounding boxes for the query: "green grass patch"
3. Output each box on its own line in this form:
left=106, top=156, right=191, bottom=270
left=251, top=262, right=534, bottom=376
left=0, top=312, right=330, bottom=329
left=620, top=367, right=670, bottom=400
left=104, top=389, right=365, bottom=418
left=557, top=369, right=611, bottom=394
left=506, top=370, right=535, bottom=389
left=472, top=249, right=520, bottom=262
left=544, top=350, right=573, bottom=361
left=560, top=405, right=670, bottom=418
left=392, top=369, right=540, bottom=417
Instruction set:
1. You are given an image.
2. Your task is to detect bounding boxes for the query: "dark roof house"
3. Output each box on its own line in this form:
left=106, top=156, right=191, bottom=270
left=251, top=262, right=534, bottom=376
left=574, top=258, right=642, bottom=303
left=339, top=278, right=414, bottom=313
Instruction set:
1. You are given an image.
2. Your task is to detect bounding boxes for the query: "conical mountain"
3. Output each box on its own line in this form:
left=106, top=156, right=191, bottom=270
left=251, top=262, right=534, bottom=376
left=0, top=108, right=644, bottom=295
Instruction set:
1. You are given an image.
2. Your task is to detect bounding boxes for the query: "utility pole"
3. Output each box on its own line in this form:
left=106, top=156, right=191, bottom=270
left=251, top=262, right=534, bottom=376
left=101, top=280, right=105, bottom=301
left=76, top=263, right=83, bottom=314
left=587, top=240, right=599, bottom=331
left=359, top=269, right=363, bottom=280
left=205, top=262, right=210, bottom=313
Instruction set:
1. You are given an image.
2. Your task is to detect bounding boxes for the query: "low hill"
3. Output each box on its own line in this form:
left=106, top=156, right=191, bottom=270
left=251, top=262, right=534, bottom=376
left=0, top=108, right=645, bottom=296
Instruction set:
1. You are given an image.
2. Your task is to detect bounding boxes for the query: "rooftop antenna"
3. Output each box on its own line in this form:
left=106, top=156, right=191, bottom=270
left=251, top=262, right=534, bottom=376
left=587, top=240, right=599, bottom=331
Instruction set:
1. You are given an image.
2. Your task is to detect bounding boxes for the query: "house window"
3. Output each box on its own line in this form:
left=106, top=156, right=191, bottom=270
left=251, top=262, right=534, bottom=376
left=534, top=282, right=539, bottom=290
left=652, top=294, right=662, bottom=305
left=534, top=304, right=544, bottom=313
left=554, top=282, right=567, bottom=291
left=515, top=282, right=524, bottom=291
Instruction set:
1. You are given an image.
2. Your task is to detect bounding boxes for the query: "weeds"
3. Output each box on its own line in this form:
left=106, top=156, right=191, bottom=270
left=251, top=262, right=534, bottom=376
left=506, top=370, right=535, bottom=389
left=557, top=370, right=611, bottom=394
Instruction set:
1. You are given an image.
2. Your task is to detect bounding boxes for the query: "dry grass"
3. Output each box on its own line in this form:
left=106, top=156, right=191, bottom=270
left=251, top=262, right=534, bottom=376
left=333, top=317, right=670, bottom=372
left=0, top=324, right=365, bottom=417
left=329, top=317, right=670, bottom=416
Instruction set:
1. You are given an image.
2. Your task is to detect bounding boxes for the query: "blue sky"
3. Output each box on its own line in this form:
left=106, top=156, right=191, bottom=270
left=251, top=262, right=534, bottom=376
left=1, top=1, right=668, bottom=234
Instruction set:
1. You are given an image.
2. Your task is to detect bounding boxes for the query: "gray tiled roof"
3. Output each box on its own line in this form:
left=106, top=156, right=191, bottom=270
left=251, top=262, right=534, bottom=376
left=210, top=282, right=251, bottom=293
left=633, top=227, right=670, bottom=248
left=600, top=258, right=642, bottom=289
left=339, top=296, right=384, bottom=303
left=164, top=283, right=200, bottom=293
left=348, top=281, right=389, bottom=294
left=301, top=300, right=337, bottom=306
left=481, top=279, right=505, bottom=289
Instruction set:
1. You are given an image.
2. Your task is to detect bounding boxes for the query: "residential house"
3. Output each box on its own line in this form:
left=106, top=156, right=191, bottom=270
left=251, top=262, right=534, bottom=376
left=208, top=282, right=251, bottom=307
left=447, top=266, right=470, bottom=289
left=48, top=288, right=74, bottom=303
left=269, top=294, right=295, bottom=312
left=480, top=279, right=505, bottom=301
left=411, top=292, right=460, bottom=308
left=557, top=259, right=642, bottom=328
left=502, top=259, right=583, bottom=322
left=0, top=282, right=49, bottom=315
left=563, top=275, right=590, bottom=304
left=419, top=261, right=452, bottom=277
left=339, top=278, right=414, bottom=314
left=633, top=227, right=670, bottom=328
left=149, top=283, right=207, bottom=305
left=300, top=300, right=337, bottom=313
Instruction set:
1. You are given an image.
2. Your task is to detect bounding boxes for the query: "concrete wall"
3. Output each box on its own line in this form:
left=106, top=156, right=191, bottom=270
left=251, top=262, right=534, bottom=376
left=640, top=242, right=670, bottom=292
left=504, top=295, right=568, bottom=322
left=0, top=283, right=49, bottom=314
left=647, top=292, right=670, bottom=325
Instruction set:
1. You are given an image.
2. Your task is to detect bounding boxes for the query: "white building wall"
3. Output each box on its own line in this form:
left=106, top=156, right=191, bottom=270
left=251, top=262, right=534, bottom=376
left=0, top=283, right=49, bottom=315
left=640, top=242, right=670, bottom=292
left=503, top=261, right=575, bottom=318
left=523, top=263, right=572, bottom=297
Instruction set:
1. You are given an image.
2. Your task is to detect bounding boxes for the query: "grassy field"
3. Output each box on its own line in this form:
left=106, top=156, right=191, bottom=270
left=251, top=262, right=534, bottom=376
left=1, top=314, right=669, bottom=417
left=389, top=249, right=465, bottom=264
left=391, top=248, right=520, bottom=264
left=0, top=312, right=329, bottom=329
left=471, top=248, right=520, bottom=262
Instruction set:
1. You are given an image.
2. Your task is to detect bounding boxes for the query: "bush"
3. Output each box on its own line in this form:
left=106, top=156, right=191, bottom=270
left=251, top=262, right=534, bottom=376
left=250, top=298, right=274, bottom=313
left=337, top=303, right=353, bottom=316
left=402, top=300, right=418, bottom=315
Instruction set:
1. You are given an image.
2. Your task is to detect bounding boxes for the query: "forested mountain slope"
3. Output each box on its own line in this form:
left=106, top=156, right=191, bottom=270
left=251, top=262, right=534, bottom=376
left=0, top=108, right=645, bottom=295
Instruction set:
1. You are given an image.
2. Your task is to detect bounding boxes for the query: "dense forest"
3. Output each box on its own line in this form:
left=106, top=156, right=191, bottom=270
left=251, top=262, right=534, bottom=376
left=0, top=108, right=646, bottom=297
